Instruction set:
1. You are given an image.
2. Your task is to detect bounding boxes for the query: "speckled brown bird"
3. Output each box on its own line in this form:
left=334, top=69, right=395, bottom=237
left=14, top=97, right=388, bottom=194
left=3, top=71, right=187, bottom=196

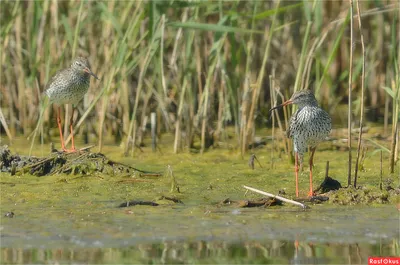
left=45, top=57, right=99, bottom=152
left=270, top=90, right=331, bottom=197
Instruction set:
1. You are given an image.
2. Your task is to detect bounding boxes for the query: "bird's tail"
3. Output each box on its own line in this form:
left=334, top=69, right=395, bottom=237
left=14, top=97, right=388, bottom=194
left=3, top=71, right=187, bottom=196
left=28, top=95, right=50, bottom=156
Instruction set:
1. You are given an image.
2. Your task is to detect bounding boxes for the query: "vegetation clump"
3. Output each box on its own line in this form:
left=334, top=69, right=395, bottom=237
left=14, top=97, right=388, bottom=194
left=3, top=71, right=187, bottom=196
left=0, top=145, right=146, bottom=177
left=324, top=185, right=398, bottom=205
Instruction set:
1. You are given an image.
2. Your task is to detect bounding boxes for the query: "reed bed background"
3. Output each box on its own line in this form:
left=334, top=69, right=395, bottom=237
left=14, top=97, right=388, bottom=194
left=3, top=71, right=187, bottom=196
left=1, top=0, right=399, bottom=158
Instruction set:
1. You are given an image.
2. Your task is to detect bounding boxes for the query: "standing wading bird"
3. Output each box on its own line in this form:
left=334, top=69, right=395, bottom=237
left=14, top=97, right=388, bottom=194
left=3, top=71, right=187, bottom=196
left=269, top=90, right=331, bottom=197
left=45, top=57, right=99, bottom=152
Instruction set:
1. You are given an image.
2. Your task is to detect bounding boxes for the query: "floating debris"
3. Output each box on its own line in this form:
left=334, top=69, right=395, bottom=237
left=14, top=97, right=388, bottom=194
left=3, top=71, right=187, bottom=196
left=4, top=212, right=15, bottom=218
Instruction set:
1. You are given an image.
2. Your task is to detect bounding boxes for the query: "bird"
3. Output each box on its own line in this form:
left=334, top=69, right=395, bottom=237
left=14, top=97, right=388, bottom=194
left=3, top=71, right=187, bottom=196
left=269, top=90, right=331, bottom=197
left=45, top=57, right=99, bottom=152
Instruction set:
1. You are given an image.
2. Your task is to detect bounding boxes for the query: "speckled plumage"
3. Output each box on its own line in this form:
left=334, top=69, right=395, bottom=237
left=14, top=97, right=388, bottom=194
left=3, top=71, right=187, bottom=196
left=45, top=57, right=96, bottom=105
left=286, top=90, right=331, bottom=162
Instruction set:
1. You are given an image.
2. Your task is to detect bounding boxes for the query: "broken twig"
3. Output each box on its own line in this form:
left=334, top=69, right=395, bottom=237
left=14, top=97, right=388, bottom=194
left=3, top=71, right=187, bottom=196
left=248, top=154, right=263, bottom=169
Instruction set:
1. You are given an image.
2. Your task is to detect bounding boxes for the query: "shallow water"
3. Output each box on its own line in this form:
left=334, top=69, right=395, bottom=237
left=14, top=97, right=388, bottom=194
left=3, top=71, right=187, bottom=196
left=1, top=133, right=399, bottom=264
left=1, top=205, right=398, bottom=264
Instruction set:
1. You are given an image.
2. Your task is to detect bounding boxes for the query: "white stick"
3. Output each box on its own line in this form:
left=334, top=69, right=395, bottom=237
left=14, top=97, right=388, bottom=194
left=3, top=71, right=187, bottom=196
left=243, top=185, right=308, bottom=209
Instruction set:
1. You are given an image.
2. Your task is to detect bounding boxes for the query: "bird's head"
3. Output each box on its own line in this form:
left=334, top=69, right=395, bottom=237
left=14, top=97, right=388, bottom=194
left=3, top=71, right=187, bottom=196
left=71, top=57, right=99, bottom=80
left=288, top=90, right=317, bottom=106
left=269, top=90, right=318, bottom=113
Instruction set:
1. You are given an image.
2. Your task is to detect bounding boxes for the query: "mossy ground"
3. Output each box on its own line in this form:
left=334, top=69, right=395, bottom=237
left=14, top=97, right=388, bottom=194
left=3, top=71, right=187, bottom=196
left=1, top=126, right=398, bottom=208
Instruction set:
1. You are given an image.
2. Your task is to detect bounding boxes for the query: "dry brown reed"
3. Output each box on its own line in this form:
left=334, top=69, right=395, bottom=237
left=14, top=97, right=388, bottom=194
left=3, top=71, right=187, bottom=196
left=354, top=0, right=366, bottom=188
left=347, top=0, right=354, bottom=186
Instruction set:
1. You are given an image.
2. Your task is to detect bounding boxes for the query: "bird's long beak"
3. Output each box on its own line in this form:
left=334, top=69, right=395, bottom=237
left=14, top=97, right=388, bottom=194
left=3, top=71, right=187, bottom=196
left=269, top=99, right=293, bottom=112
left=84, top=67, right=100, bottom=80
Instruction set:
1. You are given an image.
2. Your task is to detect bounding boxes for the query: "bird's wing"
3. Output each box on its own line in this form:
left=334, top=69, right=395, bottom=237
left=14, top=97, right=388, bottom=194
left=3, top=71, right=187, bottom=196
left=315, top=108, right=332, bottom=132
left=44, top=68, right=70, bottom=91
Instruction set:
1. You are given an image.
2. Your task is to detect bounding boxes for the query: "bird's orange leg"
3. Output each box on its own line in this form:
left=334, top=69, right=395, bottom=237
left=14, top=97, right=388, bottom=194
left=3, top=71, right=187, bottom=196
left=308, top=147, right=316, bottom=197
left=66, top=107, right=77, bottom=153
left=57, top=107, right=67, bottom=151
left=295, top=152, right=299, bottom=197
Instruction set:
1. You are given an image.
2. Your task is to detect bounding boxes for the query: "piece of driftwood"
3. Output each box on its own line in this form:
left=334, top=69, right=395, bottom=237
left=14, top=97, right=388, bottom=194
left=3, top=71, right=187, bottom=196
left=118, top=200, right=159, bottom=208
left=243, top=185, right=308, bottom=209
left=220, top=197, right=282, bottom=208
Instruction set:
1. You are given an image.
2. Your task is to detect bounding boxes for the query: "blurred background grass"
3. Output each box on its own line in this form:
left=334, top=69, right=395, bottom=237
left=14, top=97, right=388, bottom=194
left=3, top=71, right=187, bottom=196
left=0, top=0, right=399, bottom=155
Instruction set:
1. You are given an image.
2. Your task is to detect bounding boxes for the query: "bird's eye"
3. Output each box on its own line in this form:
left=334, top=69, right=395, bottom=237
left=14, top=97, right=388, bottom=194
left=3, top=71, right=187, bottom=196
left=76, top=62, right=81, bottom=66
